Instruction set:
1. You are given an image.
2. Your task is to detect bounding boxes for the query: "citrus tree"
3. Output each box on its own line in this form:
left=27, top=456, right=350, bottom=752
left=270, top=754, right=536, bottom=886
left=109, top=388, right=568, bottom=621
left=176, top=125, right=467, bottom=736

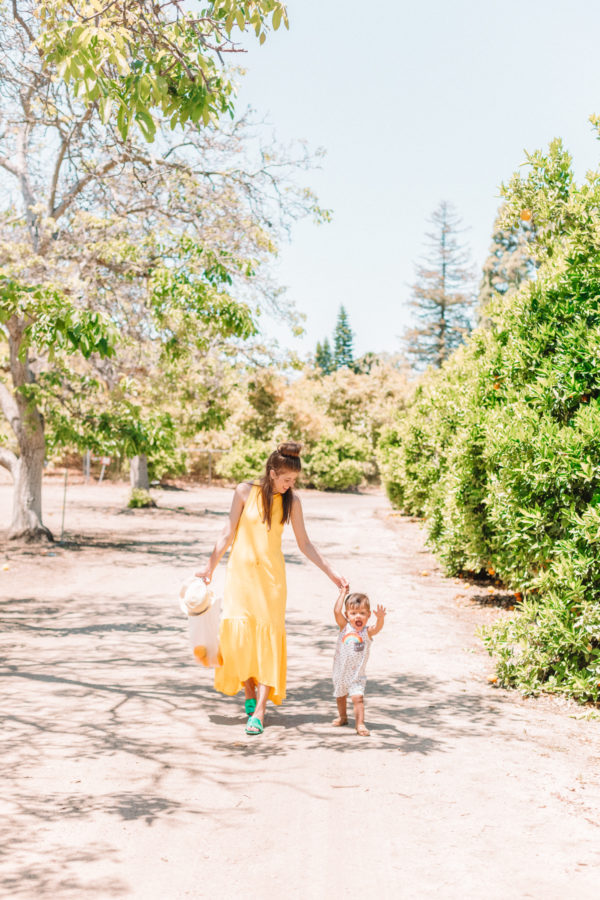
left=378, top=134, right=600, bottom=701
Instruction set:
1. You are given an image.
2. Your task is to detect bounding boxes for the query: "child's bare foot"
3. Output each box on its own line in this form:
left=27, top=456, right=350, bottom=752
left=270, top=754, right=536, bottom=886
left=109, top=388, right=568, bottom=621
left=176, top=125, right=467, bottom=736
left=356, top=724, right=370, bottom=736
left=332, top=716, right=348, bottom=727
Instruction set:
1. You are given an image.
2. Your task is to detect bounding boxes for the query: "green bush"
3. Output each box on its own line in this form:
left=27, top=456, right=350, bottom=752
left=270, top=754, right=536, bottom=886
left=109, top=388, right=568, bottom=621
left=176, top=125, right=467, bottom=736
left=376, top=424, right=408, bottom=510
left=128, top=488, right=156, bottom=509
left=482, top=593, right=600, bottom=703
left=376, top=137, right=600, bottom=701
left=215, top=436, right=270, bottom=483
left=305, top=428, right=369, bottom=491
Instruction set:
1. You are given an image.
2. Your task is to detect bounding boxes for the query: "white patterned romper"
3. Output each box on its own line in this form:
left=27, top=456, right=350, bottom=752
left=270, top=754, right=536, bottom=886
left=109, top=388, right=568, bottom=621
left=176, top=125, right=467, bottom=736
left=333, top=623, right=371, bottom=697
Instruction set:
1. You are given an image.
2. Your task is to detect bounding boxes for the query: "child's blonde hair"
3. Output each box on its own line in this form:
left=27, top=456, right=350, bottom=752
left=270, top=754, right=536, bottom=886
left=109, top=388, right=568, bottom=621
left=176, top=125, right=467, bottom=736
left=344, top=592, right=370, bottom=611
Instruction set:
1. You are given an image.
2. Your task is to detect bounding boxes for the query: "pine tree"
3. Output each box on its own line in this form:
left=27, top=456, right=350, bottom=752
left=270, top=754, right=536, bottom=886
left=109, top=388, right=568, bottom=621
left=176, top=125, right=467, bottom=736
left=478, top=205, right=536, bottom=316
left=333, top=306, right=354, bottom=370
left=315, top=338, right=334, bottom=374
left=315, top=340, right=322, bottom=366
left=402, top=201, right=475, bottom=370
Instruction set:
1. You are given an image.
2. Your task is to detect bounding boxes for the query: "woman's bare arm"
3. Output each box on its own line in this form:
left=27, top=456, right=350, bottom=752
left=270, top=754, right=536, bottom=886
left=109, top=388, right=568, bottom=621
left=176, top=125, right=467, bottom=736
left=195, top=482, right=252, bottom=582
left=290, top=495, right=347, bottom=589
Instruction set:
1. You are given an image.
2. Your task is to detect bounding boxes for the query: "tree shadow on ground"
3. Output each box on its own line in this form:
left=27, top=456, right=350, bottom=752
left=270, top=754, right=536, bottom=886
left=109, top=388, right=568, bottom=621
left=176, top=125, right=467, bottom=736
left=1, top=582, right=514, bottom=895
left=206, top=670, right=506, bottom=759
left=0, top=840, right=129, bottom=900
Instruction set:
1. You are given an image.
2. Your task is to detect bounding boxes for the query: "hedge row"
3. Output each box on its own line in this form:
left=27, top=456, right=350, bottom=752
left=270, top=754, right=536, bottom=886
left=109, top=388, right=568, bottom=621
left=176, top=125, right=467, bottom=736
left=378, top=140, right=600, bottom=702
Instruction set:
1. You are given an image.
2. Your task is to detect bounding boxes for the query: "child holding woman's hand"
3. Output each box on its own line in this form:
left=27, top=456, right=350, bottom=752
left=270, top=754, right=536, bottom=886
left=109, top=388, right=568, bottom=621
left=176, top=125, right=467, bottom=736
left=332, top=585, right=386, bottom=736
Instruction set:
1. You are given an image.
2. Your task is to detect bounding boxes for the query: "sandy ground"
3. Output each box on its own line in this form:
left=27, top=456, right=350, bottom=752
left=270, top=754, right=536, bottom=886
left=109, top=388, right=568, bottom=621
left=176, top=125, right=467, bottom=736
left=1, top=479, right=600, bottom=900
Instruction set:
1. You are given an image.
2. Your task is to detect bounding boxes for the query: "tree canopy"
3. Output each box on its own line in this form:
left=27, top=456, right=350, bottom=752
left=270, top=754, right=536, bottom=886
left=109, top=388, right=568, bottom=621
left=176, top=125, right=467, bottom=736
left=33, top=0, right=289, bottom=140
left=0, top=0, right=325, bottom=537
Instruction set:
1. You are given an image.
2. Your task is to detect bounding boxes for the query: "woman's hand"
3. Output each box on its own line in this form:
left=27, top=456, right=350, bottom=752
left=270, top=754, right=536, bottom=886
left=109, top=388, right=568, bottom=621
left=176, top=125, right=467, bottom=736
left=331, top=572, right=349, bottom=590
left=194, top=564, right=213, bottom=584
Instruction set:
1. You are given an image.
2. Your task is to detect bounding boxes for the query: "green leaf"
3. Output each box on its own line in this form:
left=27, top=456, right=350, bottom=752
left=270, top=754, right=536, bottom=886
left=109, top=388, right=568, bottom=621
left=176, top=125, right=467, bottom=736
left=135, top=108, right=156, bottom=142
left=117, top=102, right=129, bottom=141
left=99, top=96, right=113, bottom=123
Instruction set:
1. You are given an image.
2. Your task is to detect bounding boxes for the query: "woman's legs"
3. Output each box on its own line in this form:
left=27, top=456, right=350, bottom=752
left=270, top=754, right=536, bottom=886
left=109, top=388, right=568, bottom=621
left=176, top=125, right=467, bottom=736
left=253, top=682, right=270, bottom=722
left=245, top=681, right=270, bottom=734
left=244, top=678, right=256, bottom=700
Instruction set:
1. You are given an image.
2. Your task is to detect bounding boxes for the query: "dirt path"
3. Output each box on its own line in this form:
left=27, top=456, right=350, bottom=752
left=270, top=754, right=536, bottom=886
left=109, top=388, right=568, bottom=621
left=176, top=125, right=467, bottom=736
left=2, top=481, right=600, bottom=899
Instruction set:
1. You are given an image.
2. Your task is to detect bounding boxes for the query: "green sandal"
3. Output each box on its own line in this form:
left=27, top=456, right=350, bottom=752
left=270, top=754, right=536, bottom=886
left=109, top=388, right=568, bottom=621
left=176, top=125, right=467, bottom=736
left=245, top=715, right=264, bottom=735
left=244, top=698, right=257, bottom=716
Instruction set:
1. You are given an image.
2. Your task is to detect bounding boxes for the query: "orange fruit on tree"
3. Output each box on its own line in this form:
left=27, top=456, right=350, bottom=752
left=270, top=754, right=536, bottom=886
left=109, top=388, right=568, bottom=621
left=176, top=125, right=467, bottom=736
left=520, top=209, right=532, bottom=221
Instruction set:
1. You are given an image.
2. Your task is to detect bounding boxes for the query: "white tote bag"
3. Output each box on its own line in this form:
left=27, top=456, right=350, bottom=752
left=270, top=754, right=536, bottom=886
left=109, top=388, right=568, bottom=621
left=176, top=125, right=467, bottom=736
left=179, top=577, right=222, bottom=667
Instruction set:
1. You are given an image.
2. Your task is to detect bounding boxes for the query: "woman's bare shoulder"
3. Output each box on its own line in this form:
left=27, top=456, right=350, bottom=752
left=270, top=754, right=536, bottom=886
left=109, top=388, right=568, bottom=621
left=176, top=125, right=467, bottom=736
left=235, top=482, right=254, bottom=501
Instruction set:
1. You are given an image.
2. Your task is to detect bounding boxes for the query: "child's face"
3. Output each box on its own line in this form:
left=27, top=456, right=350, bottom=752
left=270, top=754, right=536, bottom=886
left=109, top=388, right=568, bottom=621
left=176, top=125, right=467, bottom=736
left=346, top=603, right=370, bottom=630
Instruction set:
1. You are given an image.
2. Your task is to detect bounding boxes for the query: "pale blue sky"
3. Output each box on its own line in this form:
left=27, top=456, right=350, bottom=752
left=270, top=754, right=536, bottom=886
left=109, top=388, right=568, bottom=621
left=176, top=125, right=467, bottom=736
left=237, top=0, right=600, bottom=359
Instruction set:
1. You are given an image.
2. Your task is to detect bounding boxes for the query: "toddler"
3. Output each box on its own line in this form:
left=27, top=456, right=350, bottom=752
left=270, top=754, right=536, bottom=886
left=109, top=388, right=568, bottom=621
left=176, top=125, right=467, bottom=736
left=332, top=586, right=386, bottom=736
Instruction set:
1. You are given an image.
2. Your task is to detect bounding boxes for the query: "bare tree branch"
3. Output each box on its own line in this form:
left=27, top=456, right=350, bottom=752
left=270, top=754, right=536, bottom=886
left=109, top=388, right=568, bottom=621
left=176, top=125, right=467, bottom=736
left=0, top=381, right=20, bottom=437
left=49, top=106, right=94, bottom=215
left=0, top=446, right=17, bottom=475
left=11, top=0, right=34, bottom=44
left=0, top=154, right=21, bottom=177
left=51, top=159, right=119, bottom=219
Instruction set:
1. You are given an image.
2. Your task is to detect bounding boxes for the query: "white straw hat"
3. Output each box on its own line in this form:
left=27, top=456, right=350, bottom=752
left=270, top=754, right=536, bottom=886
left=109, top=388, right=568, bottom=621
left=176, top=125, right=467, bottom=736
left=179, top=577, right=214, bottom=616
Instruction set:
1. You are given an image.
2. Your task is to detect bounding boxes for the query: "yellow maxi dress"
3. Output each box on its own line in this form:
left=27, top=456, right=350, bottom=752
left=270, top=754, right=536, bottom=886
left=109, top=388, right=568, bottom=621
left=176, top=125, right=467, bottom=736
left=214, top=484, right=287, bottom=705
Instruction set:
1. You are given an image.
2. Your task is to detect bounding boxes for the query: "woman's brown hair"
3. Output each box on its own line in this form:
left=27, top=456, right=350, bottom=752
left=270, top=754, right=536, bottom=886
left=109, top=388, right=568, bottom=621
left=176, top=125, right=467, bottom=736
left=258, top=441, right=302, bottom=529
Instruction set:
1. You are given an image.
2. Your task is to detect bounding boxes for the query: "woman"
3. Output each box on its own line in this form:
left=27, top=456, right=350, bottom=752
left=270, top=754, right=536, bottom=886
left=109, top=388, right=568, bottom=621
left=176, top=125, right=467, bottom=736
left=196, top=441, right=348, bottom=735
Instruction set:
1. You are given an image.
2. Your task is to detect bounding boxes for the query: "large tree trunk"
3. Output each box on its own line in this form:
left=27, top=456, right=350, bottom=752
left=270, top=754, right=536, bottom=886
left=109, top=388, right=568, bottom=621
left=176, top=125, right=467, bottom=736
left=0, top=317, right=53, bottom=542
left=129, top=454, right=149, bottom=490
left=6, top=447, right=53, bottom=542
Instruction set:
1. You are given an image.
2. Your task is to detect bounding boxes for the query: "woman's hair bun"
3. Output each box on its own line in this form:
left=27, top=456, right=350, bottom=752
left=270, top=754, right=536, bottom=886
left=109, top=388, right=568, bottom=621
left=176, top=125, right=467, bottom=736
left=277, top=441, right=302, bottom=459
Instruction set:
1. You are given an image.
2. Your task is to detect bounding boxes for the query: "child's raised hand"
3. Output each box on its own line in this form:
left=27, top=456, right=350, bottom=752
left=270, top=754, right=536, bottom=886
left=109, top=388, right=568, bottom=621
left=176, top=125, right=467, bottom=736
left=334, top=583, right=349, bottom=627
left=374, top=604, right=386, bottom=621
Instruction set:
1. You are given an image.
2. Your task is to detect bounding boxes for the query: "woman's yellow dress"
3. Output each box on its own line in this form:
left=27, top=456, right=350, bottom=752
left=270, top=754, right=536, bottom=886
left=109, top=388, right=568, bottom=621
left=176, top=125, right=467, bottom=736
left=214, top=484, right=287, bottom=705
